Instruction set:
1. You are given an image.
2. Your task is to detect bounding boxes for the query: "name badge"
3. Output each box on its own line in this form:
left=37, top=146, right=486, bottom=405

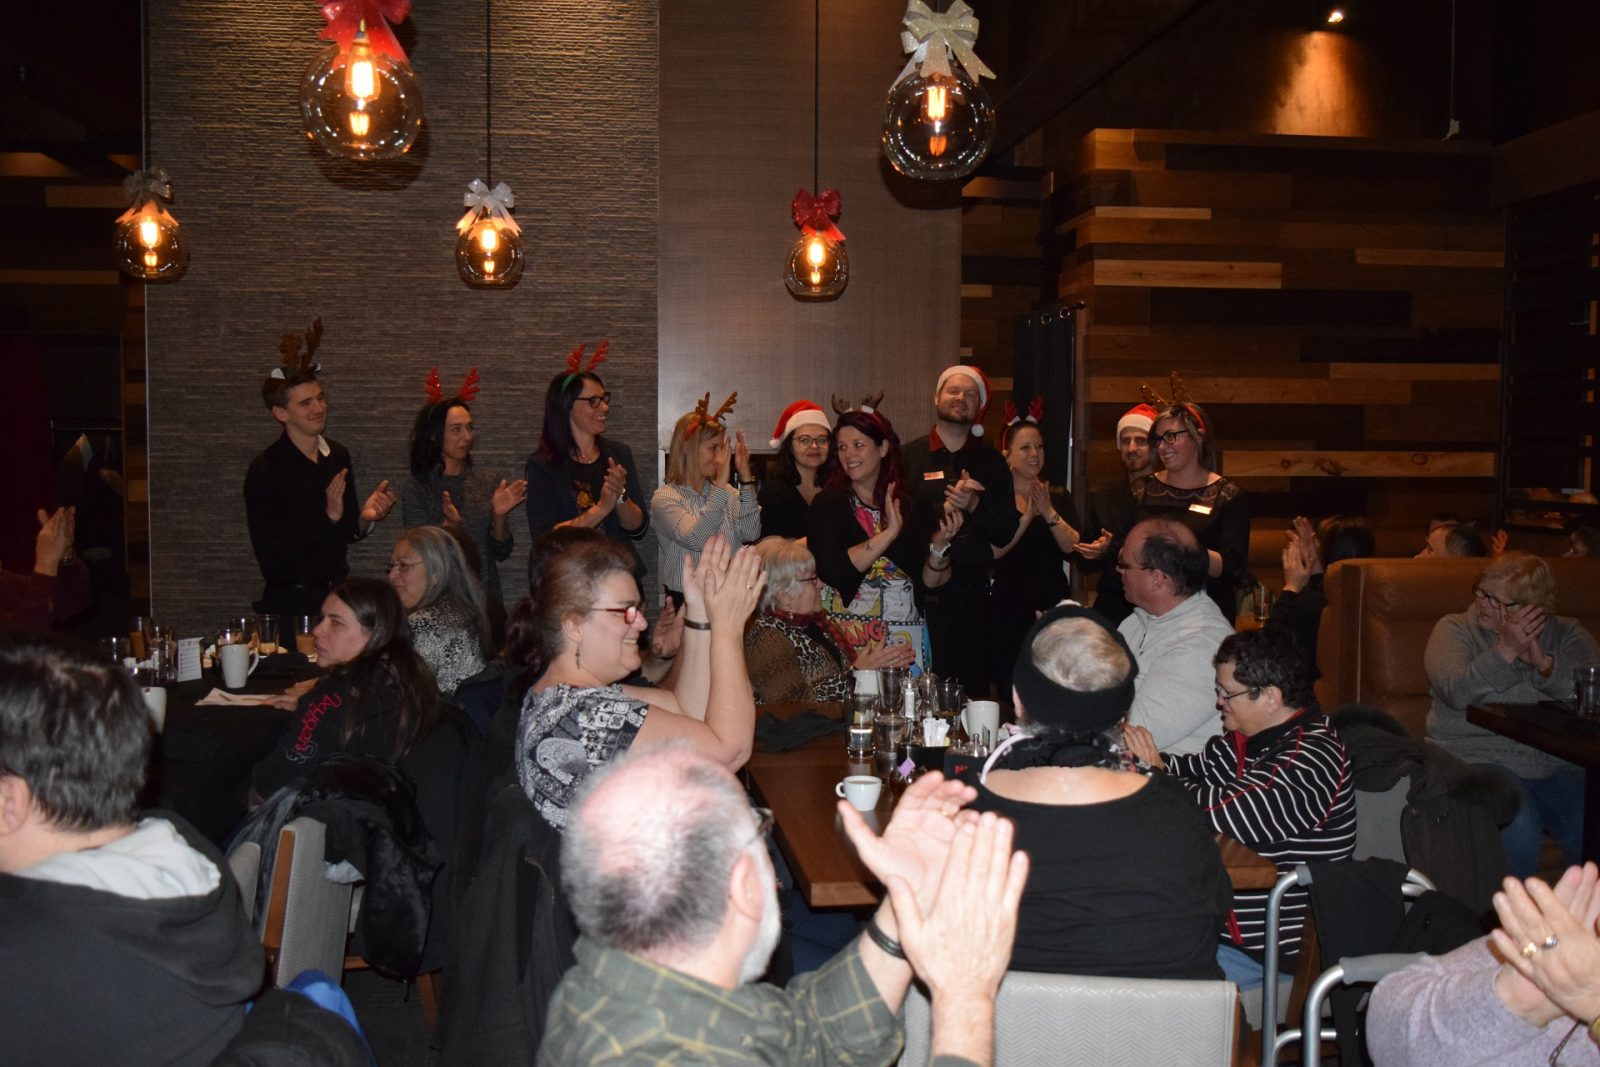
left=1188, top=503, right=1213, bottom=516
left=923, top=470, right=946, bottom=482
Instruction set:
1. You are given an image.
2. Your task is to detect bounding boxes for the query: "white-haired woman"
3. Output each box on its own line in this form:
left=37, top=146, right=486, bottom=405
left=388, top=525, right=492, bottom=695
left=745, top=537, right=912, bottom=705
left=1426, top=551, right=1600, bottom=877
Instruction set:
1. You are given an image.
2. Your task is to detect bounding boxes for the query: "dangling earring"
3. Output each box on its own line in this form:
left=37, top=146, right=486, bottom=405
left=574, top=643, right=582, bottom=669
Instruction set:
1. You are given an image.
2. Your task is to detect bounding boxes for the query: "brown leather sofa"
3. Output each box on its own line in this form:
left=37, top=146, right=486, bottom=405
left=1315, top=556, right=1600, bottom=736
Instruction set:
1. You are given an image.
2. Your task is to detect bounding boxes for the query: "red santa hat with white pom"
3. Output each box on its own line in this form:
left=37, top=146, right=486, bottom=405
left=769, top=400, right=832, bottom=449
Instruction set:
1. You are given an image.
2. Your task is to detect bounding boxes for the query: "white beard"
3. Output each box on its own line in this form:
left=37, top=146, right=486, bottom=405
left=737, top=855, right=783, bottom=985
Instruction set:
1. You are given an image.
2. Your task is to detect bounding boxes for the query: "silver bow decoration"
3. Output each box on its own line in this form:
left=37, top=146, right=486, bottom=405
left=893, top=0, right=995, bottom=88
left=115, top=168, right=177, bottom=225
left=456, top=179, right=521, bottom=237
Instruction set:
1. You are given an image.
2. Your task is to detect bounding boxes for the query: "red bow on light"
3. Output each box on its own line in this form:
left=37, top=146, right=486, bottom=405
left=791, top=189, right=845, bottom=243
left=318, top=0, right=412, bottom=66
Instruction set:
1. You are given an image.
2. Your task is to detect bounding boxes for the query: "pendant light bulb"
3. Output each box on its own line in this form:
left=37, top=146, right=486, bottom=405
left=301, top=24, right=424, bottom=161
left=785, top=232, right=847, bottom=300
left=114, top=196, right=189, bottom=283
left=882, top=67, right=994, bottom=180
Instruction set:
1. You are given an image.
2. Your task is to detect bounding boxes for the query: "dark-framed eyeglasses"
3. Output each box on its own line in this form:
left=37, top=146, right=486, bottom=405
left=792, top=434, right=830, bottom=449
left=743, top=806, right=775, bottom=850
left=590, top=604, right=642, bottom=624
left=1154, top=429, right=1192, bottom=446
left=387, top=557, right=424, bottom=574
left=577, top=392, right=613, bottom=410
left=1114, top=556, right=1152, bottom=573
left=1472, top=586, right=1522, bottom=613
left=1215, top=683, right=1261, bottom=706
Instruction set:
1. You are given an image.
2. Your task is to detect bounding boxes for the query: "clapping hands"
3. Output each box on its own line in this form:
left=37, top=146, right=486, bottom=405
left=491, top=478, right=528, bottom=518
left=680, top=534, right=766, bottom=631
left=1074, top=528, right=1114, bottom=561
left=360, top=479, right=398, bottom=525
left=598, top=459, right=630, bottom=513
left=1282, top=516, right=1321, bottom=594
left=1490, top=863, right=1600, bottom=1028
left=945, top=469, right=985, bottom=513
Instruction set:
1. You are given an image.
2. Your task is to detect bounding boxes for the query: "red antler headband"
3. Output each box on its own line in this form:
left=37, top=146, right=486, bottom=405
left=562, top=339, right=609, bottom=388
left=423, top=367, right=482, bottom=404
left=1002, top=396, right=1044, bottom=447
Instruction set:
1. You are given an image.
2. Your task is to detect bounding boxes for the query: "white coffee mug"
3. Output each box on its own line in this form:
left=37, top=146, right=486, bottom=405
left=835, top=774, right=883, bottom=812
left=220, top=643, right=260, bottom=689
left=964, top=700, right=1001, bottom=742
left=142, top=686, right=168, bottom=732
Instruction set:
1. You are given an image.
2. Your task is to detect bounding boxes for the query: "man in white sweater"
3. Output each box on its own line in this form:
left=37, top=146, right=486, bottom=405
left=1117, top=518, right=1235, bottom=755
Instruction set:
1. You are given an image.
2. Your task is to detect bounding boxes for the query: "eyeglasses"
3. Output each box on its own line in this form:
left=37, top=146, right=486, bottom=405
left=1472, top=586, right=1522, bottom=612
left=387, top=557, right=423, bottom=574
left=1154, top=429, right=1192, bottom=446
left=1114, top=556, right=1152, bottom=573
left=590, top=604, right=642, bottom=625
left=742, top=807, right=775, bottom=851
left=1215, top=683, right=1261, bottom=705
left=792, top=435, right=829, bottom=449
left=577, top=392, right=612, bottom=410
left=796, top=572, right=820, bottom=584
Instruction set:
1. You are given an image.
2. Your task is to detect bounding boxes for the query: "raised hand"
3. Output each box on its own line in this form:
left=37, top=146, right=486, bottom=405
left=492, top=478, right=528, bottom=517
left=734, top=429, right=754, bottom=484
left=360, top=479, right=397, bottom=525
left=854, top=635, right=915, bottom=670
left=713, top=436, right=734, bottom=486
left=1491, top=529, right=1510, bottom=556
left=703, top=544, right=766, bottom=631
left=33, top=506, right=75, bottom=575
left=931, top=507, right=964, bottom=548
left=1498, top=602, right=1550, bottom=665
left=944, top=469, right=986, bottom=513
left=681, top=534, right=732, bottom=620
left=1074, top=528, right=1113, bottom=560
left=883, top=811, right=1028, bottom=1004
left=840, top=770, right=980, bottom=914
left=883, top=486, right=904, bottom=540
left=440, top=490, right=463, bottom=527
left=1121, top=723, right=1164, bottom=769
left=324, top=468, right=349, bottom=522
left=1281, top=538, right=1312, bottom=594
left=1491, top=864, right=1600, bottom=1026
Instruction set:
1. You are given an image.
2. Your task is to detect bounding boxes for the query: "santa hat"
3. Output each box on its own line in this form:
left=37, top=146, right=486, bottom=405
left=1116, top=403, right=1159, bottom=439
left=937, top=364, right=991, bottom=436
left=769, top=400, right=832, bottom=449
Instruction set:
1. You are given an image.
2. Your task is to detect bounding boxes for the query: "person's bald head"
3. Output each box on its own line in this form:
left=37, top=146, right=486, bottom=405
left=562, top=746, right=760, bottom=962
left=1121, top=518, right=1208, bottom=611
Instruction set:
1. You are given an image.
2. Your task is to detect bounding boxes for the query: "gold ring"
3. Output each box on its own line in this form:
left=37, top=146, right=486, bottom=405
left=1522, top=941, right=1540, bottom=959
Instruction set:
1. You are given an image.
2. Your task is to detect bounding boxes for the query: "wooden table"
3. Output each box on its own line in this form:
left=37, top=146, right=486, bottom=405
left=745, top=724, right=1277, bottom=908
left=1468, top=702, right=1600, bottom=862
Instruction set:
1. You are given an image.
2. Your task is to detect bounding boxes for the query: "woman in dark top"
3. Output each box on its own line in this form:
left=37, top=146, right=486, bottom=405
left=807, top=409, right=959, bottom=669
left=253, top=578, right=441, bottom=799
left=1134, top=402, right=1249, bottom=619
left=759, top=400, right=837, bottom=540
left=967, top=603, right=1230, bottom=979
left=990, top=409, right=1081, bottom=696
left=523, top=352, right=649, bottom=578
left=401, top=393, right=526, bottom=607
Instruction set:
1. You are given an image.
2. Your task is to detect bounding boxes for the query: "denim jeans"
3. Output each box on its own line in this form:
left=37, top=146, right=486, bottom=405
left=1476, top=764, right=1586, bottom=878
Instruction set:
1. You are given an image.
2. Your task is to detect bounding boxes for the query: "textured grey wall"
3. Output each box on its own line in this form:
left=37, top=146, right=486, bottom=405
left=146, top=1, right=659, bottom=632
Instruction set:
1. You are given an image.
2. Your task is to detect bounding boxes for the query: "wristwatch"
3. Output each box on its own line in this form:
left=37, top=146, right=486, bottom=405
left=1045, top=513, right=1062, bottom=527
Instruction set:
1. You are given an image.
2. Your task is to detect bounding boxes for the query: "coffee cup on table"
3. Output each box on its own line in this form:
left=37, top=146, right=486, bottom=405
left=220, top=643, right=260, bottom=689
left=964, top=700, right=1001, bottom=743
left=141, top=686, right=167, bottom=732
left=835, top=774, right=882, bottom=811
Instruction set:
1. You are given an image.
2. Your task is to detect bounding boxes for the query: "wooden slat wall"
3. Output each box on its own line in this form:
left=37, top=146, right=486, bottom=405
left=960, top=173, right=1048, bottom=429
left=1052, top=129, right=1504, bottom=523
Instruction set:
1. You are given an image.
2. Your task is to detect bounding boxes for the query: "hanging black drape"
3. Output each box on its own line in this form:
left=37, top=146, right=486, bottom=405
left=1010, top=306, right=1078, bottom=489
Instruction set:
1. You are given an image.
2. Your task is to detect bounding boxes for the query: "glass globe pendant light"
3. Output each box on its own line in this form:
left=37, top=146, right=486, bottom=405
left=301, top=2, right=424, bottom=160
left=455, top=0, right=522, bottom=289
left=784, top=0, right=847, bottom=301
left=114, top=1, right=187, bottom=283
left=881, top=0, right=996, bottom=181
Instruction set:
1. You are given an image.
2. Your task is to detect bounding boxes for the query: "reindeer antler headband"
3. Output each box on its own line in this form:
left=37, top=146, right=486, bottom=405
left=687, top=391, right=738, bottom=435
left=561, top=339, right=609, bottom=389
left=1138, top=372, right=1206, bottom=433
left=831, top=391, right=886, bottom=416
left=272, top=317, right=323, bottom=380
left=424, top=368, right=482, bottom=404
left=1002, top=396, right=1043, bottom=447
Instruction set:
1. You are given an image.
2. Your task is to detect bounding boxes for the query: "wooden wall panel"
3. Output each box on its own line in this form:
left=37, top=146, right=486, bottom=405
left=1050, top=129, right=1503, bottom=526
left=659, top=0, right=961, bottom=449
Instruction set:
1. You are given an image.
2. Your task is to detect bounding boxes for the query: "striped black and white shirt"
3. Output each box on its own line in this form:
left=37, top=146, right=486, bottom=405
left=1164, top=710, right=1357, bottom=962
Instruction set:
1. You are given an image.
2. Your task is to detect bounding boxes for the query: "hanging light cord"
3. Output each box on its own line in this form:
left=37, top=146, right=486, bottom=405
left=139, top=0, right=151, bottom=169
left=812, top=0, right=820, bottom=194
left=484, top=0, right=493, bottom=183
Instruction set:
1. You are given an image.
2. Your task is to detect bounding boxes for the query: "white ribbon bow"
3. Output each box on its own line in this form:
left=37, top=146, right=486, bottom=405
left=456, top=178, right=521, bottom=237
left=893, top=0, right=995, bottom=88
left=115, top=168, right=177, bottom=225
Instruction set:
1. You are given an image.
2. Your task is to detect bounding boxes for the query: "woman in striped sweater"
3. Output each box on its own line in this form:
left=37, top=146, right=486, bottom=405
left=1125, top=627, right=1356, bottom=991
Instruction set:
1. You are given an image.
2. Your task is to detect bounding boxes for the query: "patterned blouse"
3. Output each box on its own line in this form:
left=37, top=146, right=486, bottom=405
left=517, top=683, right=649, bottom=830
left=744, top=613, right=853, bottom=706
left=408, top=601, right=487, bottom=696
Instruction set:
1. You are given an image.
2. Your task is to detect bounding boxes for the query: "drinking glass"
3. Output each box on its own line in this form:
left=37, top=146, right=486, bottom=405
left=101, top=636, right=132, bottom=667
left=294, top=615, right=318, bottom=657
left=255, top=614, right=281, bottom=655
left=150, top=624, right=176, bottom=684
left=1577, top=666, right=1600, bottom=718
left=845, top=694, right=876, bottom=758
left=128, top=616, right=154, bottom=660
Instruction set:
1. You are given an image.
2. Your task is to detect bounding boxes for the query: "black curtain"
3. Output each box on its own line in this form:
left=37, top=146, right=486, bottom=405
left=1010, top=306, right=1078, bottom=489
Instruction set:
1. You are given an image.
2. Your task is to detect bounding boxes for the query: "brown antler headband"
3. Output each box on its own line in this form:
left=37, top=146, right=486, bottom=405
left=272, top=317, right=323, bottom=380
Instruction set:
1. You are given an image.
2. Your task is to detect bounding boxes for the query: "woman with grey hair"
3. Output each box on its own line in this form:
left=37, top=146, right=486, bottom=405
left=387, top=525, right=491, bottom=695
left=744, top=537, right=911, bottom=705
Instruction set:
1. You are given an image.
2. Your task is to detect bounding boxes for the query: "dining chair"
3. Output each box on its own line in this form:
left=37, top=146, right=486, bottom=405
left=899, top=970, right=1240, bottom=1066
left=259, top=817, right=358, bottom=987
